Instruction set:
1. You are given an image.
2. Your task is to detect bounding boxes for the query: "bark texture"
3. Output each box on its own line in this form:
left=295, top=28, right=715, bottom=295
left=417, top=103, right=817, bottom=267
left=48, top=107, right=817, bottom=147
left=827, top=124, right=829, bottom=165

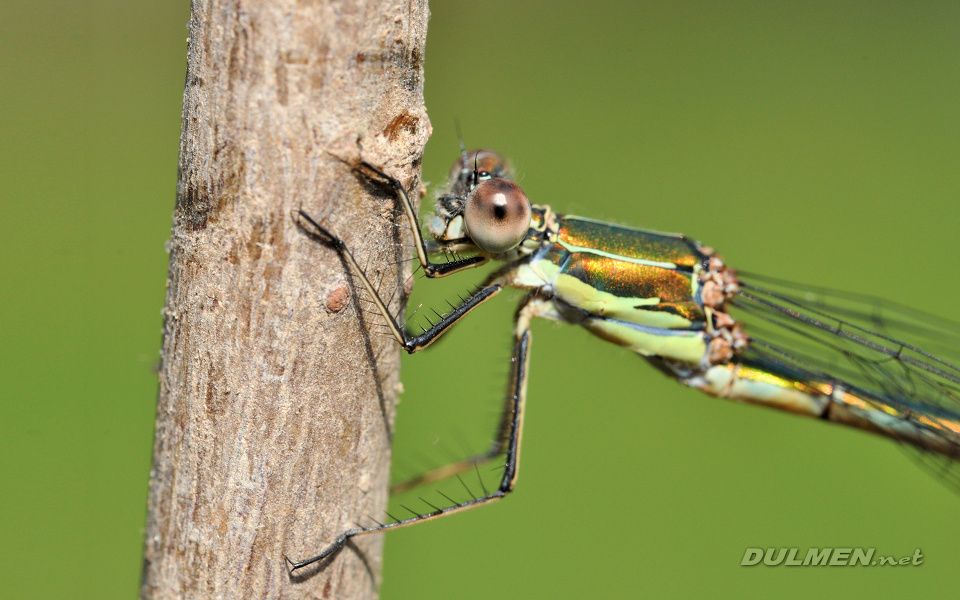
left=141, top=1, right=430, bottom=598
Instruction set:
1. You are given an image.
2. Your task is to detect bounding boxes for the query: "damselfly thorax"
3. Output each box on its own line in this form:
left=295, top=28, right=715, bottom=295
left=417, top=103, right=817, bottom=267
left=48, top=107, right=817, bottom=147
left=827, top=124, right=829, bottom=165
left=288, top=148, right=960, bottom=573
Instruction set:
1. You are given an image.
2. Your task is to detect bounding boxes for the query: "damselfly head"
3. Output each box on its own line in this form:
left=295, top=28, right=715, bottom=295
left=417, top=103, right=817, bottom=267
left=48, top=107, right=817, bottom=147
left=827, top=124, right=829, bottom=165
left=430, top=150, right=533, bottom=254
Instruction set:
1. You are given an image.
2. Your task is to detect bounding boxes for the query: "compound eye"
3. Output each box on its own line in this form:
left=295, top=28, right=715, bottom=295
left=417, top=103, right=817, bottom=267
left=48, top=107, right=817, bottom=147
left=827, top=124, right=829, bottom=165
left=463, top=179, right=532, bottom=253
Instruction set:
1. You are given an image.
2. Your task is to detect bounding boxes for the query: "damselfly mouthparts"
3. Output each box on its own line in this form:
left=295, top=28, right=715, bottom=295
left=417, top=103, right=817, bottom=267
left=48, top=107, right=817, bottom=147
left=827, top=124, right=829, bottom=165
left=288, top=148, right=960, bottom=572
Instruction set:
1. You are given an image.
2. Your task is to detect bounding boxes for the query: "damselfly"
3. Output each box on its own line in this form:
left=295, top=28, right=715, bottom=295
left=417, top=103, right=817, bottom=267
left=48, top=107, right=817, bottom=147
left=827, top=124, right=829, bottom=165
left=288, top=148, right=960, bottom=572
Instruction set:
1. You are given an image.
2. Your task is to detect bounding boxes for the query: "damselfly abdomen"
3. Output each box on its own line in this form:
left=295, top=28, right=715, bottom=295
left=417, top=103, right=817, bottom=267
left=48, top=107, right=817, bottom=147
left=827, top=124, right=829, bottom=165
left=288, top=148, right=960, bottom=572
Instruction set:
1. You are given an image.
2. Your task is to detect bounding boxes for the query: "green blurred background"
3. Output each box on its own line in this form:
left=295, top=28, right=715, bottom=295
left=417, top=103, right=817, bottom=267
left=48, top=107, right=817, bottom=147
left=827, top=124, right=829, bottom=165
left=2, top=1, right=958, bottom=598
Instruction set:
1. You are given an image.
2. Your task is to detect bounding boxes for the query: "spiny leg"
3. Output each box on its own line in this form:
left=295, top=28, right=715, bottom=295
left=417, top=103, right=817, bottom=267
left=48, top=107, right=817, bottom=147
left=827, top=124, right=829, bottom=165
left=296, top=209, right=515, bottom=501
left=305, top=196, right=521, bottom=491
left=390, top=296, right=562, bottom=494
left=389, top=380, right=516, bottom=495
left=297, top=210, right=502, bottom=352
left=285, top=294, right=550, bottom=574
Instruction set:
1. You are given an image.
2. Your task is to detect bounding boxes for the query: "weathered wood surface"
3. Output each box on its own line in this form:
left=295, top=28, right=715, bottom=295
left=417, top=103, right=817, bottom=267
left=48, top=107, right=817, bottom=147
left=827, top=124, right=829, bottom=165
left=141, top=1, right=430, bottom=598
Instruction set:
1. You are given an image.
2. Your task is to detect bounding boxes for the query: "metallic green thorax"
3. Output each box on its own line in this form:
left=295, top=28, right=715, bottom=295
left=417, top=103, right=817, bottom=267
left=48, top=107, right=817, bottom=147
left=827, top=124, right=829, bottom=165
left=550, top=216, right=707, bottom=327
left=506, top=210, right=740, bottom=369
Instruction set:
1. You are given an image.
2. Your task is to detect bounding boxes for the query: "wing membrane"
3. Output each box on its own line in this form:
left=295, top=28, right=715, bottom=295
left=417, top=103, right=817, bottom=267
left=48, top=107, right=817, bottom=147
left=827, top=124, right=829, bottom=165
left=731, top=271, right=960, bottom=492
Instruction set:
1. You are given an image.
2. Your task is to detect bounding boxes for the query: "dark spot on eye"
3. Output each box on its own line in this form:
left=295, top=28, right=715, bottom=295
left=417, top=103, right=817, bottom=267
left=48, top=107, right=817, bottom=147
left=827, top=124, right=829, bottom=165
left=494, top=204, right=506, bottom=220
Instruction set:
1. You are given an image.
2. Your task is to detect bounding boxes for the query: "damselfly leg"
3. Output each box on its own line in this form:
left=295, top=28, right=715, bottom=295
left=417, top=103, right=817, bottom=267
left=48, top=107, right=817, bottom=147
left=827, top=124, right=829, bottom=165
left=288, top=162, right=540, bottom=572
left=296, top=209, right=501, bottom=352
